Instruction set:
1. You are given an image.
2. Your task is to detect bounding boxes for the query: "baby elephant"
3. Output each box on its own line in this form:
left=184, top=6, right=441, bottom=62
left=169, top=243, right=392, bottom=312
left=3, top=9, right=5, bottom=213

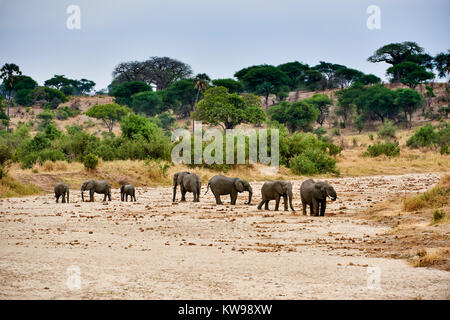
left=300, top=179, right=337, bottom=216
left=172, top=171, right=202, bottom=203
left=54, top=182, right=69, bottom=203
left=258, top=180, right=295, bottom=211
left=120, top=184, right=136, bottom=202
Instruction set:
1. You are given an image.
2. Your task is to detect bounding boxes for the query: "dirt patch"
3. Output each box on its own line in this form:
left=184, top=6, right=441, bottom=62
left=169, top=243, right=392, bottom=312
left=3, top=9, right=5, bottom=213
left=0, top=172, right=449, bottom=299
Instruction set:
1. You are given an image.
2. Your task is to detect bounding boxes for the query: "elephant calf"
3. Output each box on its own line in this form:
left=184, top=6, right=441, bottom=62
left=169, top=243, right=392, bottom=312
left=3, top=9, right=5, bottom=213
left=257, top=180, right=295, bottom=211
left=205, top=175, right=253, bottom=205
left=120, top=184, right=136, bottom=202
left=81, top=180, right=111, bottom=202
left=172, top=171, right=202, bottom=203
left=54, top=182, right=69, bottom=203
left=300, top=179, right=337, bottom=216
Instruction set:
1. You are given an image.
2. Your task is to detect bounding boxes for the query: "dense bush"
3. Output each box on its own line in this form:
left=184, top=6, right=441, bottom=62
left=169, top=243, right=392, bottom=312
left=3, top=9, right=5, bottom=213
left=406, top=123, right=449, bottom=154
left=377, top=120, right=397, bottom=140
left=364, top=142, right=400, bottom=157
left=83, top=153, right=99, bottom=170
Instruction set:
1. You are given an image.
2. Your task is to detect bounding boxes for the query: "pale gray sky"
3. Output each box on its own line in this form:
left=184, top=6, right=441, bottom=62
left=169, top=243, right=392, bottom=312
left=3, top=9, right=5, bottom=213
left=0, top=0, right=448, bottom=90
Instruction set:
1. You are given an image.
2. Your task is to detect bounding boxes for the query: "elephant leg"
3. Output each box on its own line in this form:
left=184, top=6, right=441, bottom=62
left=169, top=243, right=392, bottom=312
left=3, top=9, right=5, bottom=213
left=126, top=194, right=128, bottom=202
left=320, top=200, right=326, bottom=216
left=302, top=201, right=307, bottom=215
left=55, top=195, right=59, bottom=203
left=193, top=190, right=199, bottom=202
left=214, top=192, right=223, bottom=205
left=274, top=194, right=280, bottom=211
left=283, top=194, right=288, bottom=211
left=62, top=195, right=66, bottom=203
left=265, top=200, right=269, bottom=210
left=312, top=199, right=319, bottom=216
left=180, top=185, right=186, bottom=202
left=133, top=193, right=136, bottom=202
left=230, top=192, right=237, bottom=205
left=66, top=192, right=69, bottom=203
left=257, top=199, right=265, bottom=210
left=90, top=190, right=95, bottom=202
left=103, top=193, right=107, bottom=202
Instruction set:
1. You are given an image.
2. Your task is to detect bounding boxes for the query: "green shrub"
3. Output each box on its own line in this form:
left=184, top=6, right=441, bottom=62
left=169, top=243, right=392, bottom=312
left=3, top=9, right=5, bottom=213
left=431, top=209, right=446, bottom=223
left=377, top=120, right=397, bottom=140
left=364, top=142, right=400, bottom=157
left=83, top=153, right=98, bottom=170
left=406, top=123, right=449, bottom=154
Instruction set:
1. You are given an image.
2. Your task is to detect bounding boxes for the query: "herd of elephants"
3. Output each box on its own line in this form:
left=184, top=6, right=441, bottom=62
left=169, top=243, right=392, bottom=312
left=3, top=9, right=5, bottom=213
left=53, top=171, right=338, bottom=216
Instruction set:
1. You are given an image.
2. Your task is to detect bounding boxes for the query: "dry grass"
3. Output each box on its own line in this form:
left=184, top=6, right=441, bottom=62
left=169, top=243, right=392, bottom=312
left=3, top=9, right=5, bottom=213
left=411, top=248, right=450, bottom=268
left=403, top=175, right=450, bottom=212
left=0, top=176, right=41, bottom=198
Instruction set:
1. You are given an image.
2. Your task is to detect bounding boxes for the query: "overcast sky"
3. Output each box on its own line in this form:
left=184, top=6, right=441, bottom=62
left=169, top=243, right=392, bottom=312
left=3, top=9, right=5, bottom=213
left=0, top=0, right=448, bottom=90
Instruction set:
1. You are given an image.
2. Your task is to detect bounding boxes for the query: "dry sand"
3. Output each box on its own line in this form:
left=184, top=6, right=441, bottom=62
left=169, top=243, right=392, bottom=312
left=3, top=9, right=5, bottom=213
left=0, top=172, right=449, bottom=299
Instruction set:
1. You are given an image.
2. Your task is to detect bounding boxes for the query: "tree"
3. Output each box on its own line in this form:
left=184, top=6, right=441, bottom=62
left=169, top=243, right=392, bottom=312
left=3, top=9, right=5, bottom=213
left=192, top=86, right=266, bottom=130
left=0, top=63, right=22, bottom=128
left=211, top=78, right=243, bottom=93
left=312, top=61, right=346, bottom=89
left=26, top=87, right=68, bottom=108
left=162, top=79, right=197, bottom=118
left=12, top=75, right=37, bottom=91
left=386, top=62, right=434, bottom=88
left=112, top=60, right=149, bottom=83
left=44, top=75, right=72, bottom=90
left=268, top=101, right=319, bottom=132
left=335, top=84, right=363, bottom=127
left=234, top=64, right=267, bottom=81
left=110, top=81, right=152, bottom=106
left=303, top=94, right=333, bottom=126
left=334, top=67, right=364, bottom=88
left=193, top=73, right=211, bottom=106
left=358, top=74, right=381, bottom=85
left=143, top=57, right=193, bottom=90
left=354, top=84, right=398, bottom=123
left=300, top=69, right=325, bottom=91
left=368, top=41, right=425, bottom=65
left=0, top=95, right=9, bottom=127
left=277, top=61, right=309, bottom=90
left=85, top=103, right=131, bottom=133
left=130, top=91, right=163, bottom=116
left=434, top=50, right=450, bottom=78
left=394, top=88, right=423, bottom=127
left=73, top=78, right=96, bottom=95
left=241, top=66, right=289, bottom=104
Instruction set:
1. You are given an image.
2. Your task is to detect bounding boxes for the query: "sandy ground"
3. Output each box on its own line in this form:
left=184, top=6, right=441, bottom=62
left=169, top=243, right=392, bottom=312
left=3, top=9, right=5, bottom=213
left=0, top=172, right=449, bottom=299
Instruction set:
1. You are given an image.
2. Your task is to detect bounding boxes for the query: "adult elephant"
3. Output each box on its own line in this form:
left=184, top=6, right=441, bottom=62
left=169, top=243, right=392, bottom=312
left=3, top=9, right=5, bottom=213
left=257, top=180, right=295, bottom=211
left=300, top=179, right=337, bottom=216
left=172, top=172, right=201, bottom=203
left=205, top=175, right=253, bottom=205
left=81, top=180, right=111, bottom=202
left=54, top=182, right=69, bottom=203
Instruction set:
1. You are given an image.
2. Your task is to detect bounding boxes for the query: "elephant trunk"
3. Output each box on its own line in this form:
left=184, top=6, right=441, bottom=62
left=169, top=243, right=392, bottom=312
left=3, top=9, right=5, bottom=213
left=247, top=189, right=252, bottom=205
left=81, top=189, right=84, bottom=202
left=288, top=190, right=295, bottom=211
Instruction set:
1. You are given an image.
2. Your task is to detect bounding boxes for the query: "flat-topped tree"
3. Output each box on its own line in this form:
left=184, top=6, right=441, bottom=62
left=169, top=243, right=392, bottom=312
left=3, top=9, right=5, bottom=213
left=86, top=103, right=131, bottom=133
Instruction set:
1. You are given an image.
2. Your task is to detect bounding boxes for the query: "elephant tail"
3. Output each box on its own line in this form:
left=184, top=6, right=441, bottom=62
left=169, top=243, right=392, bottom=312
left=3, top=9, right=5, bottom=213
left=205, top=182, right=210, bottom=195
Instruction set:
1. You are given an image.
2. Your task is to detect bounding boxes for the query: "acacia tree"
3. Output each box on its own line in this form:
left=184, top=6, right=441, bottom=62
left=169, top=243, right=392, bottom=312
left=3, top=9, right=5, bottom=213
left=268, top=100, right=319, bottom=132
left=303, top=94, right=333, bottom=126
left=433, top=50, right=450, bottom=78
left=394, top=88, right=423, bottom=128
left=386, top=62, right=434, bottom=88
left=192, top=86, right=265, bottom=130
left=0, top=63, right=22, bottom=129
left=85, top=103, right=131, bottom=133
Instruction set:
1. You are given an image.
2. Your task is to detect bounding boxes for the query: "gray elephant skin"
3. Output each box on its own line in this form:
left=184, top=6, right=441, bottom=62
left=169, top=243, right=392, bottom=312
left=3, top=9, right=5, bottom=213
left=172, top=172, right=201, bottom=202
left=257, top=180, right=295, bottom=211
left=81, top=180, right=111, bottom=202
left=300, top=179, right=337, bottom=216
left=54, top=182, right=69, bottom=203
left=205, top=175, right=253, bottom=205
left=120, top=184, right=136, bottom=202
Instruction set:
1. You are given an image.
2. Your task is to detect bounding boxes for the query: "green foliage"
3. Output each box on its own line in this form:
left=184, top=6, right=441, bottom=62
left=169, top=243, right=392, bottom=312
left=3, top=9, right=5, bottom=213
left=386, top=62, right=434, bottom=88
left=56, top=106, right=78, bottom=120
left=25, top=87, right=68, bottom=108
left=156, top=112, right=176, bottom=130
left=268, top=100, right=319, bottom=132
left=394, top=88, right=423, bottom=126
left=432, top=209, right=446, bottom=223
left=162, top=79, right=197, bottom=118
left=0, top=143, right=13, bottom=178
left=37, top=109, right=55, bottom=129
left=277, top=61, right=310, bottom=90
left=377, top=120, right=397, bottom=140
left=130, top=91, right=164, bottom=116
left=281, top=131, right=340, bottom=175
left=354, top=114, right=365, bottom=133
left=192, top=86, right=266, bottom=129
left=406, top=123, right=449, bottom=154
left=364, top=142, right=400, bottom=157
left=303, top=94, right=333, bottom=126
left=241, top=65, right=290, bottom=101
left=83, top=153, right=99, bottom=170
left=110, top=81, right=152, bottom=106
left=211, top=78, right=243, bottom=93
left=85, top=103, right=131, bottom=132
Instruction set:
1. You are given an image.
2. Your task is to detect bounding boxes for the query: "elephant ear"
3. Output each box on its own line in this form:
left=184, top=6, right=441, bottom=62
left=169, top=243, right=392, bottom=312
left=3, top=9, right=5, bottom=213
left=315, top=183, right=327, bottom=196
left=274, top=182, right=284, bottom=194
left=235, top=180, right=244, bottom=192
